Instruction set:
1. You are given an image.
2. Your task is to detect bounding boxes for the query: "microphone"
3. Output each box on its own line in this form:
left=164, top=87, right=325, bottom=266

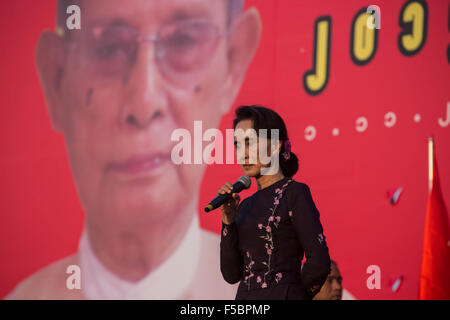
left=204, top=176, right=251, bottom=212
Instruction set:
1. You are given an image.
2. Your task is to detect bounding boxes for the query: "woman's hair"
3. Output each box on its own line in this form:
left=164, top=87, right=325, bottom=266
left=233, top=105, right=299, bottom=177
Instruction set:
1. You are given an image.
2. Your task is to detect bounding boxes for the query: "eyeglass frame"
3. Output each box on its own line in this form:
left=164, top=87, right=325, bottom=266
left=57, top=18, right=232, bottom=83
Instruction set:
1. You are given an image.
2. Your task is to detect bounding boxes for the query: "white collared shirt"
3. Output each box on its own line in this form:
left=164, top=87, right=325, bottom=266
left=79, top=214, right=201, bottom=299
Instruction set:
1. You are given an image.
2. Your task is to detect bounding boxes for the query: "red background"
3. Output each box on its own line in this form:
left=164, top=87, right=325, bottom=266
left=1, top=0, right=449, bottom=299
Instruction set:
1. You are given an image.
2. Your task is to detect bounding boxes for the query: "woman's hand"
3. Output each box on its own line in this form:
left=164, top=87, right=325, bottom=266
left=218, top=181, right=241, bottom=225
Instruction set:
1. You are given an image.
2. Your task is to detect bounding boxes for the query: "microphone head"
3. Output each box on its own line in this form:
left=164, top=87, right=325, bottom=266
left=237, top=176, right=251, bottom=189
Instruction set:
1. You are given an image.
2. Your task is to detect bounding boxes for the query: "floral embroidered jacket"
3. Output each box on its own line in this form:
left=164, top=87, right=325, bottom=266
left=220, top=177, right=331, bottom=299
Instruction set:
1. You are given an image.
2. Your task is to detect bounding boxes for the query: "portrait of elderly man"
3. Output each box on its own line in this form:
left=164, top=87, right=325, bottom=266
left=6, top=0, right=261, bottom=299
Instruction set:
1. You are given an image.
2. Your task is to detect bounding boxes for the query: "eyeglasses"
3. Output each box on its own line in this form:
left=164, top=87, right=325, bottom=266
left=67, top=19, right=228, bottom=86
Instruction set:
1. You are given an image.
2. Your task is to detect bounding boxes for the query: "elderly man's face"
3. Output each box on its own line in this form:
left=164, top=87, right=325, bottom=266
left=37, top=0, right=261, bottom=228
left=314, top=263, right=343, bottom=300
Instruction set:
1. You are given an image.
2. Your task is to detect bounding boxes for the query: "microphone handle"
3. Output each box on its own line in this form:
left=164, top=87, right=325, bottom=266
left=204, top=181, right=246, bottom=212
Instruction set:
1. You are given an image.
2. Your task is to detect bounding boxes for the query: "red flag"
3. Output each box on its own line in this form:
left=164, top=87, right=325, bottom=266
left=418, top=139, right=450, bottom=299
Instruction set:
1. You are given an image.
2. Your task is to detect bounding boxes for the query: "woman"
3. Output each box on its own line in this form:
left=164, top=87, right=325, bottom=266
left=219, top=105, right=331, bottom=300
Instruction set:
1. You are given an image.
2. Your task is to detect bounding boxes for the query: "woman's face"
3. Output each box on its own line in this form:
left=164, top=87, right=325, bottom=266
left=234, top=119, right=280, bottom=177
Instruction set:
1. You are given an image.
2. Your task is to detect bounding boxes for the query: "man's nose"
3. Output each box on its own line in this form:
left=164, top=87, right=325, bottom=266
left=120, top=43, right=168, bottom=130
left=332, top=279, right=342, bottom=291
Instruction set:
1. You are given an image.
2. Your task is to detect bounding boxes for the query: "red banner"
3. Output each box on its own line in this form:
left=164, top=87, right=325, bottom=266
left=0, top=0, right=449, bottom=300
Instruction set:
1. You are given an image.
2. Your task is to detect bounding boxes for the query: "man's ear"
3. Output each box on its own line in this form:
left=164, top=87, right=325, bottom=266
left=221, top=7, right=262, bottom=113
left=35, top=30, right=66, bottom=133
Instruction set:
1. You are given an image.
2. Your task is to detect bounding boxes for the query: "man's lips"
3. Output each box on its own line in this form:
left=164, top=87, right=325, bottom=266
left=331, top=294, right=342, bottom=300
left=108, top=153, right=171, bottom=175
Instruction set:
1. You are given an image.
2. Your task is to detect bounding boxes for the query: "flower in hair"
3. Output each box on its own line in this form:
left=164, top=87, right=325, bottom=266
left=282, top=139, right=291, bottom=160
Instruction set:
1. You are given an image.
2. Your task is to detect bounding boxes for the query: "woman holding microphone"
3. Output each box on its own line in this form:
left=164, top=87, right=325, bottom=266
left=219, top=105, right=331, bottom=300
